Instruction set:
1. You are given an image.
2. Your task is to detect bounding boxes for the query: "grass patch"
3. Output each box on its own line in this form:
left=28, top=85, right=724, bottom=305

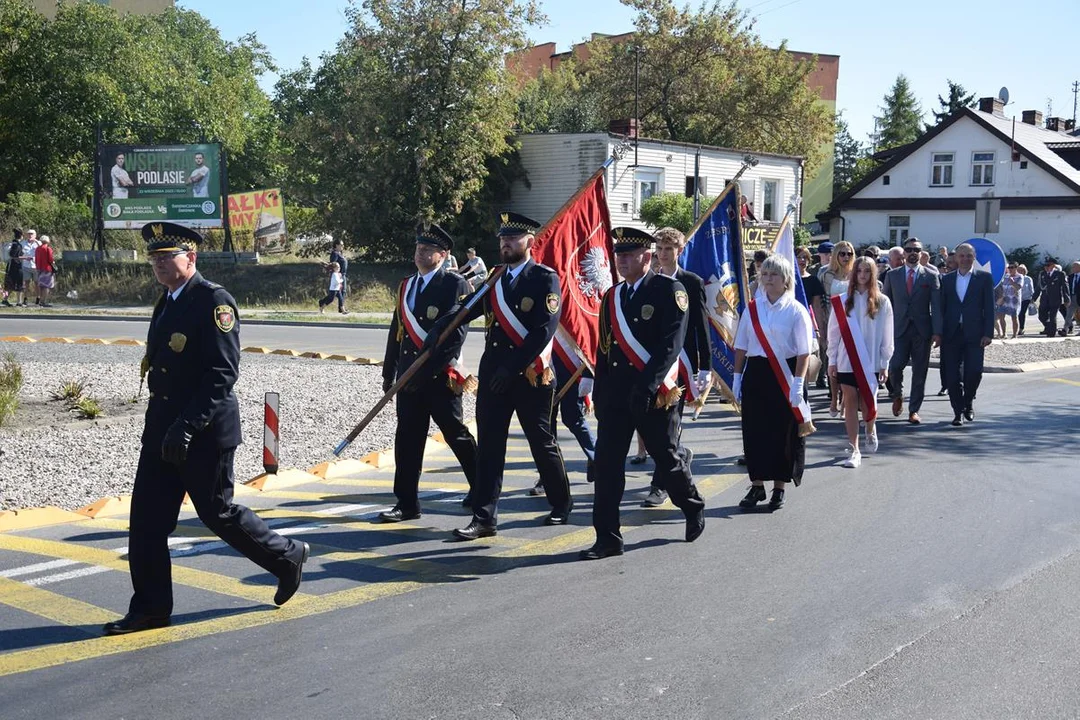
left=50, top=378, right=88, bottom=403
left=0, top=353, right=24, bottom=428
left=72, top=396, right=104, bottom=419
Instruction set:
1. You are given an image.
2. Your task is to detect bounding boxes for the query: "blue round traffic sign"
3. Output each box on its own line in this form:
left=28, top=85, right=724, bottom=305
left=965, top=237, right=1007, bottom=286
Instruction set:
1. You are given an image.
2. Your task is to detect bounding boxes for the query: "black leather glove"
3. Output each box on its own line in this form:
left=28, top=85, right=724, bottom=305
left=382, top=376, right=394, bottom=393
left=629, top=385, right=654, bottom=415
left=162, top=419, right=195, bottom=466
left=489, top=367, right=513, bottom=394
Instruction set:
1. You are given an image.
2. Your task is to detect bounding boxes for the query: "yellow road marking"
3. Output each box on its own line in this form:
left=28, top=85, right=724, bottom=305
left=0, top=577, right=114, bottom=628
left=0, top=534, right=308, bottom=606
left=0, top=470, right=744, bottom=677
left=1047, top=378, right=1080, bottom=387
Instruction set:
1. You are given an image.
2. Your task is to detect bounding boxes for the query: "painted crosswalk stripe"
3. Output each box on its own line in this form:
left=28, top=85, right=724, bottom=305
left=0, top=558, right=80, bottom=579
left=23, top=566, right=112, bottom=587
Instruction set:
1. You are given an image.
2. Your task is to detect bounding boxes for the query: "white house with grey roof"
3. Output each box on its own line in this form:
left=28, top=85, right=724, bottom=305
left=823, top=98, right=1080, bottom=261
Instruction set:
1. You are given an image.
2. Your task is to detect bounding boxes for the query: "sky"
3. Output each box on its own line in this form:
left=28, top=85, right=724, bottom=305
left=178, top=0, right=1080, bottom=145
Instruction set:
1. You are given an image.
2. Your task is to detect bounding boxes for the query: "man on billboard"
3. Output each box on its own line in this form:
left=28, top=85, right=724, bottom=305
left=111, top=153, right=134, bottom=199
left=188, top=152, right=211, bottom=198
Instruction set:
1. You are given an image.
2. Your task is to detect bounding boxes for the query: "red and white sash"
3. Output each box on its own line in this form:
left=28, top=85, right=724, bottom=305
left=747, top=299, right=815, bottom=435
left=608, top=283, right=681, bottom=408
left=830, top=293, right=878, bottom=422
left=491, top=273, right=554, bottom=385
left=554, top=328, right=592, bottom=412
left=398, top=276, right=476, bottom=394
left=677, top=349, right=702, bottom=403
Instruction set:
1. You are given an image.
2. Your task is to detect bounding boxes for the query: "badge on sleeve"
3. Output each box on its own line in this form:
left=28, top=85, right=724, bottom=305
left=215, top=305, right=236, bottom=333
left=168, top=333, right=187, bottom=353
left=674, top=290, right=689, bottom=312
left=520, top=297, right=534, bottom=312
left=546, top=293, right=560, bottom=314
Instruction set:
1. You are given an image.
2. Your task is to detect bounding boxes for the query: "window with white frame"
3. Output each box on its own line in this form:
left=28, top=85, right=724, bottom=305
left=634, top=168, right=663, bottom=215
left=887, top=216, right=910, bottom=246
left=762, top=179, right=781, bottom=221
left=971, top=151, right=995, bottom=185
left=930, top=152, right=954, bottom=186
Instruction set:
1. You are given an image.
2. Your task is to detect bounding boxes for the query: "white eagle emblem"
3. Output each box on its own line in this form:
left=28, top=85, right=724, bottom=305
left=576, top=246, right=613, bottom=302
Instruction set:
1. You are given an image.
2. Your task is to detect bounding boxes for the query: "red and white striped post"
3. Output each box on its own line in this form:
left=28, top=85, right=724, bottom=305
left=263, top=392, right=280, bottom=475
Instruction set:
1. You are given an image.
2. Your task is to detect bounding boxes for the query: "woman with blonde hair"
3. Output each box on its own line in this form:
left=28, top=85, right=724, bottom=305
left=827, top=256, right=894, bottom=468
left=819, top=240, right=855, bottom=416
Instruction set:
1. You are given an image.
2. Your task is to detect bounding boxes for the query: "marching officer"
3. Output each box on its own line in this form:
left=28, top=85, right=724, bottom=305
left=642, top=226, right=711, bottom=507
left=103, top=223, right=309, bottom=635
left=581, top=227, right=706, bottom=560
left=434, top=211, right=573, bottom=539
left=379, top=224, right=478, bottom=521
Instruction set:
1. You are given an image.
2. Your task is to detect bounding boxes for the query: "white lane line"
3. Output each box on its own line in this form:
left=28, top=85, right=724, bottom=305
left=23, top=566, right=112, bottom=587
left=0, top=558, right=80, bottom=578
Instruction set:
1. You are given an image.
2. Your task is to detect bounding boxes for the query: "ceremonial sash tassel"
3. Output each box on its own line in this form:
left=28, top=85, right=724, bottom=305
left=491, top=276, right=554, bottom=387
left=829, top=294, right=878, bottom=422
left=398, top=277, right=477, bottom=394
left=747, top=299, right=816, bottom=437
left=608, top=286, right=682, bottom=410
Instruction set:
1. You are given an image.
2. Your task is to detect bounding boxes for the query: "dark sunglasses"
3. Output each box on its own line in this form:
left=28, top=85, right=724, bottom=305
left=837, top=251, right=852, bottom=257
left=904, top=247, right=922, bottom=253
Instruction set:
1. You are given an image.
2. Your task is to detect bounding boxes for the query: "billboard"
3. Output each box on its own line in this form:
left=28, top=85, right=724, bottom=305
left=99, top=143, right=222, bottom=229
left=228, top=188, right=288, bottom=254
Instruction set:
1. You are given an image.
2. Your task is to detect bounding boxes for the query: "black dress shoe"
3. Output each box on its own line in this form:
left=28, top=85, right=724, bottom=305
left=641, top=487, right=668, bottom=507
left=274, top=541, right=309, bottom=606
left=951, top=414, right=964, bottom=427
left=453, top=520, right=497, bottom=540
left=629, top=454, right=647, bottom=465
left=544, top=504, right=573, bottom=526
left=378, top=506, right=420, bottom=523
left=103, top=612, right=170, bottom=635
left=937, top=387, right=947, bottom=396
left=963, top=407, right=974, bottom=422
left=685, top=507, right=705, bottom=542
left=739, top=485, right=766, bottom=509
left=578, top=543, right=624, bottom=560
left=528, top=480, right=546, bottom=497
left=767, top=488, right=785, bottom=510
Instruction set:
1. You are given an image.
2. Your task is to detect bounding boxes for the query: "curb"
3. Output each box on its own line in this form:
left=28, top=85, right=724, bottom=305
left=0, top=310, right=393, bottom=330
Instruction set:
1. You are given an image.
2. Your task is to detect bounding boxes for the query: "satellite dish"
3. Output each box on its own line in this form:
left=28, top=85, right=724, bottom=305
left=999, top=86, right=1010, bottom=105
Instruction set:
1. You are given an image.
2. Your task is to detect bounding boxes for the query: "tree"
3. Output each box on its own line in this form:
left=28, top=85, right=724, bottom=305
left=873, top=74, right=924, bottom=151
left=0, top=1, right=277, bottom=201
left=833, top=112, right=871, bottom=197
left=514, top=60, right=606, bottom=133
left=279, top=0, right=542, bottom=258
left=578, top=0, right=834, bottom=173
left=929, top=79, right=976, bottom=127
left=639, top=192, right=714, bottom=232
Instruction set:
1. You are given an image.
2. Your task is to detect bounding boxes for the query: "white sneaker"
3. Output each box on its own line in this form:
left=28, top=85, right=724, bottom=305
left=841, top=448, right=861, bottom=468
left=865, top=429, right=878, bottom=454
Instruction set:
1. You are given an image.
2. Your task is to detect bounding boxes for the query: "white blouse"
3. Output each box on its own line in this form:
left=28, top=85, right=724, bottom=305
left=827, top=290, right=895, bottom=373
left=735, top=289, right=813, bottom=359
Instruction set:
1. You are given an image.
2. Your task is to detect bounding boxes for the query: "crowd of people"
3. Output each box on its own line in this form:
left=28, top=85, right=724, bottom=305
left=2, top=228, right=57, bottom=307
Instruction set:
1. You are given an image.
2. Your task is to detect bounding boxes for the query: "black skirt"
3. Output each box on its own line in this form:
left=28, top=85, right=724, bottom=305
left=3, top=263, right=22, bottom=292
left=741, top=356, right=806, bottom=484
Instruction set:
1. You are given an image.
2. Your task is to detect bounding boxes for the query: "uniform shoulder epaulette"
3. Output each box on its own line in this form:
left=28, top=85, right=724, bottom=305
left=534, top=263, right=556, bottom=274
left=198, top=278, right=223, bottom=291
left=653, top=273, right=677, bottom=287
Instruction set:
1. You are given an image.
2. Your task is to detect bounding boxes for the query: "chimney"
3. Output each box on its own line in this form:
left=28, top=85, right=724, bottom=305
left=1067, top=119, right=1077, bottom=132
left=1046, top=117, right=1065, bottom=132
left=1022, top=110, right=1044, bottom=126
left=978, top=97, right=1005, bottom=117
left=608, top=118, right=638, bottom=138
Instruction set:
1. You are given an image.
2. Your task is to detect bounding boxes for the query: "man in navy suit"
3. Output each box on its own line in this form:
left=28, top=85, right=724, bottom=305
left=939, top=243, right=995, bottom=426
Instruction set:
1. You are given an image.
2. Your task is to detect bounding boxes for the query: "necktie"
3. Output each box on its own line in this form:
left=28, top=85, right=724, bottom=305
left=906, top=269, right=914, bottom=295
left=411, top=276, right=424, bottom=311
left=156, top=294, right=174, bottom=328
left=622, top=283, right=634, bottom=308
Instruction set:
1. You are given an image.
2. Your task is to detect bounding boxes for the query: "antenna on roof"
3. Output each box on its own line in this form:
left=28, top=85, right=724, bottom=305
left=998, top=86, right=1010, bottom=105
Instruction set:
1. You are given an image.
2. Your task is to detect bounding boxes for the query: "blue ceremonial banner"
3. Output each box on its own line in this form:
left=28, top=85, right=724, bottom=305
left=681, top=185, right=747, bottom=393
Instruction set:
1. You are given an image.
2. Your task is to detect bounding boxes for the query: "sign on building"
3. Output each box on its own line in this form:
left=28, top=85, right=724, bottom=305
left=741, top=223, right=782, bottom=252
left=98, top=143, right=222, bottom=229
left=228, top=188, right=288, bottom=254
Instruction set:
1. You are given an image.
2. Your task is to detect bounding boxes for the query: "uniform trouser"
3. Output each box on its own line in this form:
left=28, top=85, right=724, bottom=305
left=549, top=365, right=596, bottom=462
left=1064, top=294, right=1078, bottom=333
left=941, top=336, right=985, bottom=414
left=393, top=380, right=477, bottom=511
left=1039, top=300, right=1059, bottom=335
left=592, top=398, right=704, bottom=548
left=472, top=377, right=571, bottom=525
left=886, top=326, right=932, bottom=413
left=127, top=442, right=303, bottom=617
left=1019, top=299, right=1032, bottom=332
left=650, top=396, right=687, bottom=491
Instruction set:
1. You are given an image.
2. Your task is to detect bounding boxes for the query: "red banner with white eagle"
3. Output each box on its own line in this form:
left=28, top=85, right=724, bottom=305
left=530, top=170, right=615, bottom=368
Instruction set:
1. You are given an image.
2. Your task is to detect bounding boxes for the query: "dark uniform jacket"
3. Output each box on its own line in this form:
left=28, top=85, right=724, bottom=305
left=459, top=259, right=561, bottom=380
left=142, top=271, right=242, bottom=450
left=383, top=269, right=470, bottom=385
left=674, top=267, right=710, bottom=372
left=1034, top=268, right=1067, bottom=308
left=595, top=271, right=688, bottom=411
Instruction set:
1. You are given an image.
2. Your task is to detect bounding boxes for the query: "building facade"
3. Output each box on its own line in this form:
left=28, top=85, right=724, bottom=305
left=30, top=0, right=173, bottom=18
left=824, top=99, right=1080, bottom=261
left=510, top=132, right=802, bottom=248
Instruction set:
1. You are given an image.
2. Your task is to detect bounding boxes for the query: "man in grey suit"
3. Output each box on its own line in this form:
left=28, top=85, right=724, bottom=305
left=939, top=243, right=995, bottom=426
left=883, top=237, right=942, bottom=424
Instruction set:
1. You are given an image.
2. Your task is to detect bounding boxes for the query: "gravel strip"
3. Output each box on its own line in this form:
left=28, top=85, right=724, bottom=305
left=0, top=341, right=474, bottom=512
left=930, top=337, right=1080, bottom=367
